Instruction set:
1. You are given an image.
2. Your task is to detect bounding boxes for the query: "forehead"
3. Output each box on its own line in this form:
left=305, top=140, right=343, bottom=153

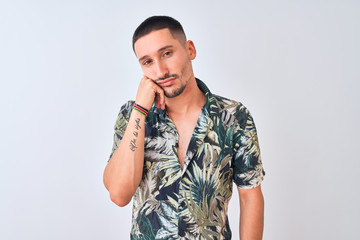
left=134, top=29, right=180, bottom=58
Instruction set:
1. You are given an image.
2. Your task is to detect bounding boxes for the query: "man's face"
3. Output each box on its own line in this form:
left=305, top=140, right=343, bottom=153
left=134, top=28, right=196, bottom=98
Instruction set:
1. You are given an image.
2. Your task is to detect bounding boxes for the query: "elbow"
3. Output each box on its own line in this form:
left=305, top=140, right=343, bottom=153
left=109, top=191, right=132, bottom=207
left=103, top=168, right=137, bottom=207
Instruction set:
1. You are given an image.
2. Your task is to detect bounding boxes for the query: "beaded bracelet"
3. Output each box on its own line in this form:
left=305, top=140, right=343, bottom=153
left=133, top=103, right=149, bottom=117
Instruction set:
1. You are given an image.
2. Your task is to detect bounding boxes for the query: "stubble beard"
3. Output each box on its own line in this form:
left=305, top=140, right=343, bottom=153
left=163, top=82, right=186, bottom=98
left=155, top=74, right=185, bottom=98
left=158, top=71, right=188, bottom=98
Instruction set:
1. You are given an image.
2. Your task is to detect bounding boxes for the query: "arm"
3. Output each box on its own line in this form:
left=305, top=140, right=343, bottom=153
left=238, top=185, right=264, bottom=240
left=103, top=76, right=165, bottom=207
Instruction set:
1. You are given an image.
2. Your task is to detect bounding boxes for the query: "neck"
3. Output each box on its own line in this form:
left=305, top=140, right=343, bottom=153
left=165, top=76, right=206, bottom=115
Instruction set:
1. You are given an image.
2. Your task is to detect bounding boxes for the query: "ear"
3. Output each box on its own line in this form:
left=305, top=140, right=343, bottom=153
left=186, top=40, right=196, bottom=60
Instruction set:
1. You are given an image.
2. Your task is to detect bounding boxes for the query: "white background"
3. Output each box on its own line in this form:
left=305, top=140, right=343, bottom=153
left=1, top=0, right=359, bottom=239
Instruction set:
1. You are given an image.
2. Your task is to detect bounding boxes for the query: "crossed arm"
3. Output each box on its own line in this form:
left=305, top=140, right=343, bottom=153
left=238, top=185, right=264, bottom=240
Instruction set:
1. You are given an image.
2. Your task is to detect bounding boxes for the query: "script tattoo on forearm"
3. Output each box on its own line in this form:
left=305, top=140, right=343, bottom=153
left=135, top=118, right=141, bottom=130
left=129, top=118, right=141, bottom=152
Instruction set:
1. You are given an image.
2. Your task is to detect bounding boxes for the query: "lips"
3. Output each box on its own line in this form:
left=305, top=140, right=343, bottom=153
left=157, top=77, right=175, bottom=87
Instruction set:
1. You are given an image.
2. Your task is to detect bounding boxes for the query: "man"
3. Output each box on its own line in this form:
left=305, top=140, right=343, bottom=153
left=103, top=16, right=265, bottom=239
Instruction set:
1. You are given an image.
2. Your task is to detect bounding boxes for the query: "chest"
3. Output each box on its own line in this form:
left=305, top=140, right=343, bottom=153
left=169, top=113, right=200, bottom=169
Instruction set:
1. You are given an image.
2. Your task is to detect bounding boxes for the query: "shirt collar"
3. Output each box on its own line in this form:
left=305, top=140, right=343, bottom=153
left=195, top=78, right=220, bottom=118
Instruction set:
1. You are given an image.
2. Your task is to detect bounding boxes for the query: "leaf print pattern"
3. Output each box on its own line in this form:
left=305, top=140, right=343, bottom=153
left=110, top=79, right=265, bottom=239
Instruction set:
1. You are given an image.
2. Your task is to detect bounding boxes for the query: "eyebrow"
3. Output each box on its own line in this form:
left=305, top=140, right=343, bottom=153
left=138, top=45, right=174, bottom=62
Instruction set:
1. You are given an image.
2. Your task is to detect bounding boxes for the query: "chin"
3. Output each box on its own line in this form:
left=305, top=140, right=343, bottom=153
left=164, top=85, right=186, bottom=98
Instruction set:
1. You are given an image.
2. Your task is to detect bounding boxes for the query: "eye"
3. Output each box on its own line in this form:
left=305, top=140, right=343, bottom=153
left=163, top=51, right=172, bottom=57
left=143, top=59, right=152, bottom=65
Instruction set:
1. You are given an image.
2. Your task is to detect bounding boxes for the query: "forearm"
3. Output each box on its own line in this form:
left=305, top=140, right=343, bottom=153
left=103, top=110, right=146, bottom=206
left=239, top=188, right=264, bottom=240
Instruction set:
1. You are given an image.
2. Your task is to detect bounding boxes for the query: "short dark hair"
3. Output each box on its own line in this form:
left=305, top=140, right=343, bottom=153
left=132, top=16, right=187, bottom=51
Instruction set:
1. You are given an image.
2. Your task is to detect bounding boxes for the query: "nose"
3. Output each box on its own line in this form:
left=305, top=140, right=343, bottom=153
left=154, top=60, right=169, bottom=79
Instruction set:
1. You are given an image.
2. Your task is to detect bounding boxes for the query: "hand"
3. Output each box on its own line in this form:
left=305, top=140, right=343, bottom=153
left=135, top=76, right=165, bottom=110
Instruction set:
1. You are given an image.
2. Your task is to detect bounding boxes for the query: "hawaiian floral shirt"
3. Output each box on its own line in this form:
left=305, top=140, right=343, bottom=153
left=109, top=79, right=265, bottom=239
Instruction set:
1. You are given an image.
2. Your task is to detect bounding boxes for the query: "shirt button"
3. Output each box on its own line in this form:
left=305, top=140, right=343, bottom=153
left=179, top=229, right=185, bottom=237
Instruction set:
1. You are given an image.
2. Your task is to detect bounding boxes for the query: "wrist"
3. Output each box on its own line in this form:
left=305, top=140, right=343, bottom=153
left=134, top=99, right=153, bottom=111
left=133, top=103, right=149, bottom=117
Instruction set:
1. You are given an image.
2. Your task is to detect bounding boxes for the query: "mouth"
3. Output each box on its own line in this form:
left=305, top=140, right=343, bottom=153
left=156, top=77, right=176, bottom=87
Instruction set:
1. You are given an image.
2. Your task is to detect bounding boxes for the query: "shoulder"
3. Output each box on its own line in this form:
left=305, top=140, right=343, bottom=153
left=211, top=94, right=252, bottom=129
left=117, top=100, right=135, bottom=118
left=114, top=100, right=135, bottom=130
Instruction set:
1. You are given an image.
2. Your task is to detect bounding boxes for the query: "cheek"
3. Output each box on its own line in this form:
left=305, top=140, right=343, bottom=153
left=141, top=67, right=154, bottom=78
left=169, top=57, right=186, bottom=73
left=179, top=59, right=191, bottom=75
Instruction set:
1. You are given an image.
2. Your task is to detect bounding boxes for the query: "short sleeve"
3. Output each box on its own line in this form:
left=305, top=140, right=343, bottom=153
left=108, top=100, right=134, bottom=161
left=232, top=108, right=265, bottom=189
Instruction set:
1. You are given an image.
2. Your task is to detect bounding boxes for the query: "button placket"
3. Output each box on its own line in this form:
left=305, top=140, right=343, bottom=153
left=177, top=180, right=187, bottom=237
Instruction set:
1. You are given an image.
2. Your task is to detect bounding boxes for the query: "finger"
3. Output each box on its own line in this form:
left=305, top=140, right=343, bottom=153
left=158, top=87, right=165, bottom=110
left=143, top=75, right=154, bottom=83
left=154, top=86, right=165, bottom=110
left=154, top=94, right=161, bottom=109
